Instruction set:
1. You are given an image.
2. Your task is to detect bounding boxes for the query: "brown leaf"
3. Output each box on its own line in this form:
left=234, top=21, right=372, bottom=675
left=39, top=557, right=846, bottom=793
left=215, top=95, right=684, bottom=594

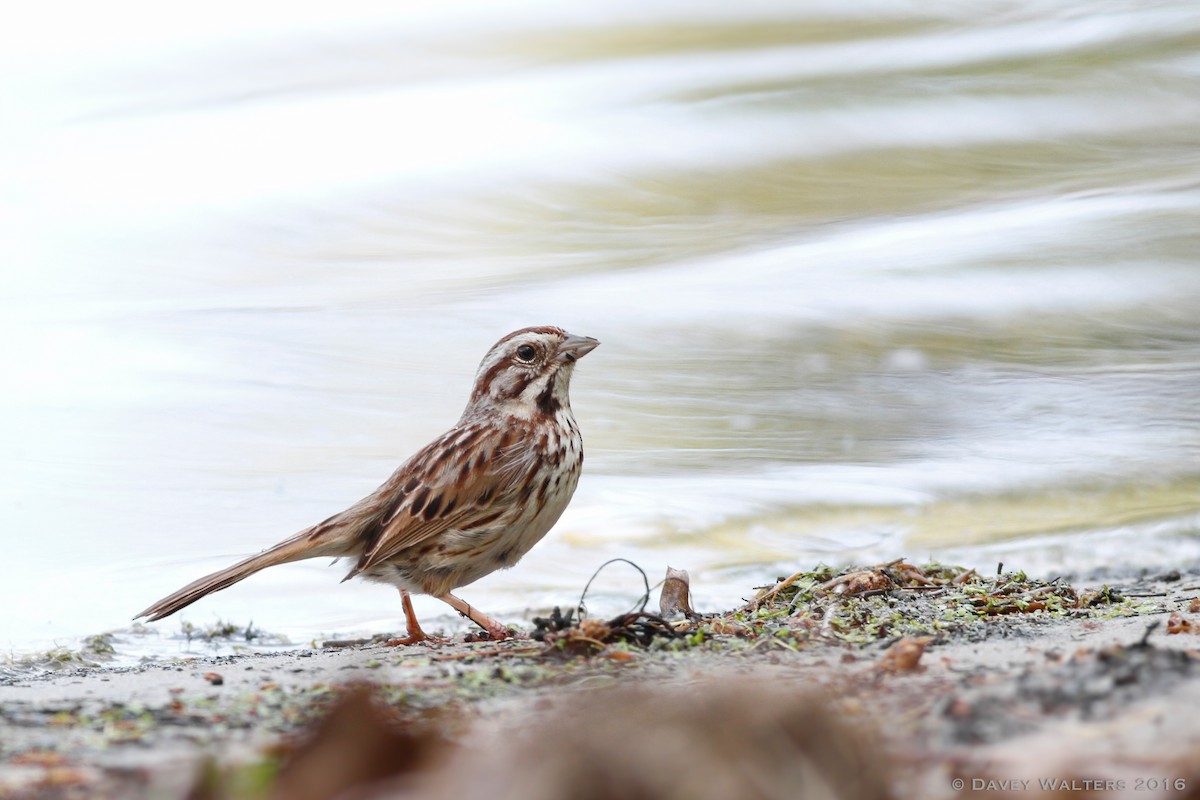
left=579, top=618, right=612, bottom=641
left=950, top=568, right=978, bottom=586
left=876, top=637, right=932, bottom=672
left=889, top=562, right=937, bottom=586
left=820, top=570, right=895, bottom=597
left=1167, top=612, right=1196, bottom=635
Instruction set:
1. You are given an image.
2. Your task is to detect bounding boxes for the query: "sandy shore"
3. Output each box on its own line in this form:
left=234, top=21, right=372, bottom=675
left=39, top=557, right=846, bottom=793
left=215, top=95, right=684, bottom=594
left=4, top=563, right=1200, bottom=799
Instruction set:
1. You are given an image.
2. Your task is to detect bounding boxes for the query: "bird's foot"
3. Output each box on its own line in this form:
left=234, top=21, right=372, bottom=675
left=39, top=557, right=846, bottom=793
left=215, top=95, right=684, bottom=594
left=386, top=589, right=448, bottom=646
left=384, top=633, right=425, bottom=646
left=383, top=630, right=449, bottom=647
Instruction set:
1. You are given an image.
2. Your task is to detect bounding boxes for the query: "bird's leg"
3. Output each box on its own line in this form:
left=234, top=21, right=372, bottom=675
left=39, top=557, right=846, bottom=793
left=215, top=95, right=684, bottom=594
left=384, top=589, right=437, bottom=646
left=436, top=592, right=516, bottom=641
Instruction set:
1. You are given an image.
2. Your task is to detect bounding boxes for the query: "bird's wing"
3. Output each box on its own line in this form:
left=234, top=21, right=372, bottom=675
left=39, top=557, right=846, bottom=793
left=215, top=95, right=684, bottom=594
left=344, top=421, right=538, bottom=578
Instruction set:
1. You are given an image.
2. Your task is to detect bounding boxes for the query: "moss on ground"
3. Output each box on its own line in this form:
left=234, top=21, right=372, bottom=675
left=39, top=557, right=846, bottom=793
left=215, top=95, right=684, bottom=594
left=536, top=559, right=1164, bottom=657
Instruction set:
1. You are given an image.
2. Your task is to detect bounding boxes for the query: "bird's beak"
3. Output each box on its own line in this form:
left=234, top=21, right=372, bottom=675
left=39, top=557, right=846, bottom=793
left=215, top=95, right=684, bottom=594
left=559, top=333, right=600, bottom=363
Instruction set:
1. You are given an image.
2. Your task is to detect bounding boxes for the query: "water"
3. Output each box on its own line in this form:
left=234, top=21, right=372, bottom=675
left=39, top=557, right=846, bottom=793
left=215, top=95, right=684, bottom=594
left=3, top=1, right=1199, bottom=663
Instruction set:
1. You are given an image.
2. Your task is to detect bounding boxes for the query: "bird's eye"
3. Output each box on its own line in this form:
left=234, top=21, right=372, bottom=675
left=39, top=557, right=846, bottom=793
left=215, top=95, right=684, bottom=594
left=515, top=344, right=537, bottom=363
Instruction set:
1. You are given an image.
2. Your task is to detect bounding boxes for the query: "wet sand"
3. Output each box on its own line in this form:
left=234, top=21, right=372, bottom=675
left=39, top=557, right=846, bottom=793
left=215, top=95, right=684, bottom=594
left=3, top=566, right=1200, bottom=799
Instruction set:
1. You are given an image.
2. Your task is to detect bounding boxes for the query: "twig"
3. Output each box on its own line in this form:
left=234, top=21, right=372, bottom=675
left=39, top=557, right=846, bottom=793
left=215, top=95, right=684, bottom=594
left=1137, top=620, right=1161, bottom=647
left=743, top=570, right=806, bottom=613
left=577, top=558, right=651, bottom=619
left=748, top=635, right=800, bottom=654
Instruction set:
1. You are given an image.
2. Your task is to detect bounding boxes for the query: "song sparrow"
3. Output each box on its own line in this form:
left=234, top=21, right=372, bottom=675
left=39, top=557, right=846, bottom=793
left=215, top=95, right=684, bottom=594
left=136, top=326, right=599, bottom=643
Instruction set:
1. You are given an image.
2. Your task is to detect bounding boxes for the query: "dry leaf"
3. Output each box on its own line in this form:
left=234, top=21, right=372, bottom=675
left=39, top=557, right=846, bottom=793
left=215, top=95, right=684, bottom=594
left=820, top=570, right=895, bottom=597
left=877, top=637, right=932, bottom=672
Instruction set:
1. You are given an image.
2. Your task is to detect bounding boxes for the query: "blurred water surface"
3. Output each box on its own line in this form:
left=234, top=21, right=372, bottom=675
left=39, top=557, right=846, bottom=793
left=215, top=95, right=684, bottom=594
left=3, top=0, right=1199, bottom=660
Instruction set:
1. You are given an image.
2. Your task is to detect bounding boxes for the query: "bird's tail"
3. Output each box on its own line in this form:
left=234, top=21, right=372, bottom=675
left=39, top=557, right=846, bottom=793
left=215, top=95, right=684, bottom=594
left=134, top=533, right=341, bottom=622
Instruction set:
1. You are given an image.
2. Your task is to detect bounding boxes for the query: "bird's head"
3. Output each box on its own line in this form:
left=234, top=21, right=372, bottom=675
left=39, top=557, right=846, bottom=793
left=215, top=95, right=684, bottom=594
left=466, top=326, right=599, bottom=419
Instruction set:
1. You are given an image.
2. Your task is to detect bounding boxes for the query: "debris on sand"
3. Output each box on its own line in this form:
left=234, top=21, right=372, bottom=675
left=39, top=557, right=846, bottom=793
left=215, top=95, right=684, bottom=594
left=670, top=559, right=1119, bottom=650
left=3, top=561, right=1194, bottom=800
left=531, top=606, right=678, bottom=658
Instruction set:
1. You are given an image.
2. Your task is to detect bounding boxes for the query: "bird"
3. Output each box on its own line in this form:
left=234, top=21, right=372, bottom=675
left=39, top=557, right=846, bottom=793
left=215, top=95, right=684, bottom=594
left=135, top=326, right=599, bottom=644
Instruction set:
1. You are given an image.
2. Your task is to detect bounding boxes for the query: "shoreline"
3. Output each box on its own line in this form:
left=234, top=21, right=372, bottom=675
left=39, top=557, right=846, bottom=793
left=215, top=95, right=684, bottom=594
left=4, top=561, right=1200, bottom=798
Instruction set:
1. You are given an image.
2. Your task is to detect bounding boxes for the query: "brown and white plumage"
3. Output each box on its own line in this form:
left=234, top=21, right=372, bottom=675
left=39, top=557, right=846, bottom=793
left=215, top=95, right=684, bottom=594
left=135, top=326, right=599, bottom=643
